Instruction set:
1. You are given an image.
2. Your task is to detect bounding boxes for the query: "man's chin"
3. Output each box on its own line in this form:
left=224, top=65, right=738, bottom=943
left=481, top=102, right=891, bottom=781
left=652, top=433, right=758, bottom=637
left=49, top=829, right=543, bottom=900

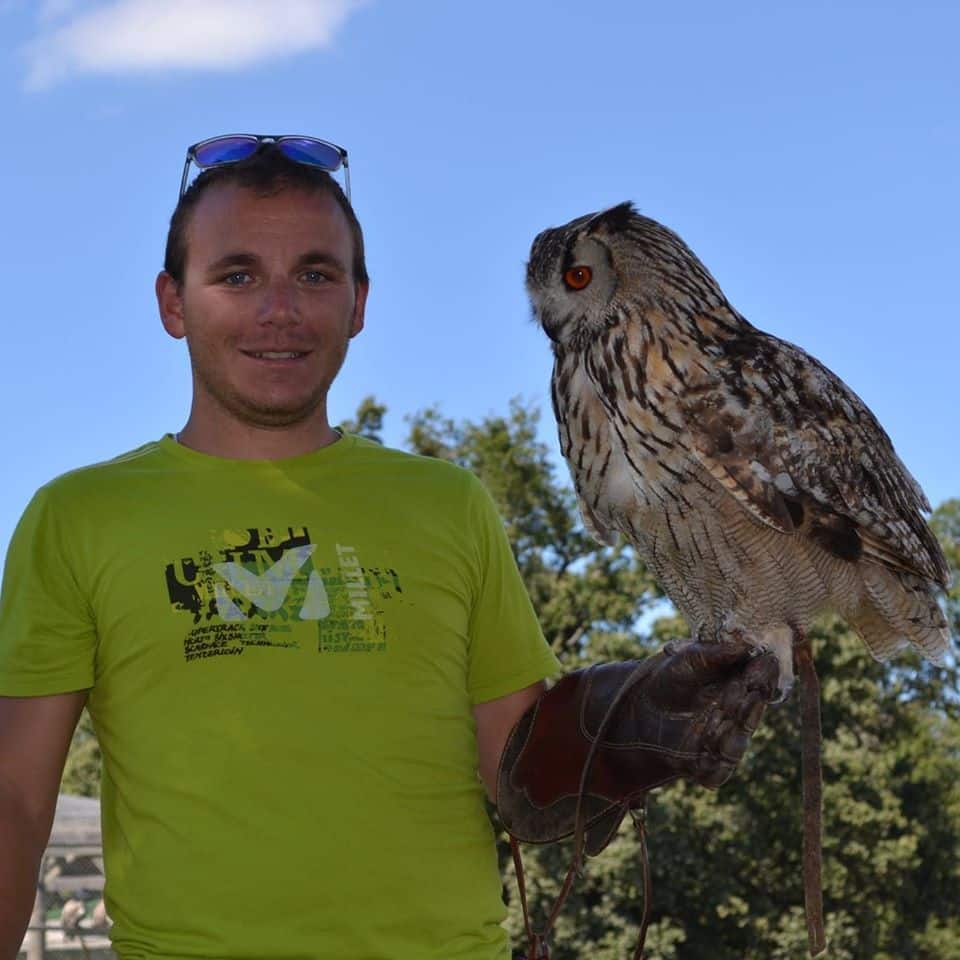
left=226, top=392, right=329, bottom=430
left=237, top=405, right=324, bottom=429
left=194, top=377, right=334, bottom=431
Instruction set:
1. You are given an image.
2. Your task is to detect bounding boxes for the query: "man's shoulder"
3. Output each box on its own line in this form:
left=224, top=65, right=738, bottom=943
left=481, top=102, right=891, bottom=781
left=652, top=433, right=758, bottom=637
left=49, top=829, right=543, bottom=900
left=346, top=435, right=479, bottom=488
left=40, top=439, right=167, bottom=501
left=342, top=435, right=504, bottom=522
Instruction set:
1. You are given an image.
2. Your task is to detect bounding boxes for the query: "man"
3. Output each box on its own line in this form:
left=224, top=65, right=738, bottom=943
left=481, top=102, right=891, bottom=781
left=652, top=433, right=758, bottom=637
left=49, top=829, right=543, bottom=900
left=0, top=137, right=776, bottom=960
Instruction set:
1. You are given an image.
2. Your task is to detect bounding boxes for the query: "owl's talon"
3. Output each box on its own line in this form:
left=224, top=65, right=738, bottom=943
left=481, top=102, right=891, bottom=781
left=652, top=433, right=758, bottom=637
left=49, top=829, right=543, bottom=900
left=771, top=677, right=794, bottom=703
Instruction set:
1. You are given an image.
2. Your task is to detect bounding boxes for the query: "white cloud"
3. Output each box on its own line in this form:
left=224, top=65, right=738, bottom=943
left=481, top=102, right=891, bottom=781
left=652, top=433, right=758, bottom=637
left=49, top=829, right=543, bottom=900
left=23, top=0, right=367, bottom=90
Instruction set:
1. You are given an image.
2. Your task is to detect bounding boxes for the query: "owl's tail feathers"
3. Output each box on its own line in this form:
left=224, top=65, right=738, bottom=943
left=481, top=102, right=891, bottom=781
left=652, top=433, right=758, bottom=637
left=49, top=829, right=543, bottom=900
left=848, top=566, right=952, bottom=665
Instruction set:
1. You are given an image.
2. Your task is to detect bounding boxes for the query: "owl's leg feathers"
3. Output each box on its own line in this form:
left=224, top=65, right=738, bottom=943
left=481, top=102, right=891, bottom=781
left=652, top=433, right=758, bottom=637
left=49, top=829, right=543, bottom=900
left=793, top=630, right=827, bottom=959
left=719, top=621, right=795, bottom=701
left=757, top=625, right=795, bottom=701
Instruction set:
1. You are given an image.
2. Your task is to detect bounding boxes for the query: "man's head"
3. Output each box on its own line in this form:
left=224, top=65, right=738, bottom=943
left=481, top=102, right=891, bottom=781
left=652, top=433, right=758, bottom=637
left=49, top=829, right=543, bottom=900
left=156, top=145, right=369, bottom=443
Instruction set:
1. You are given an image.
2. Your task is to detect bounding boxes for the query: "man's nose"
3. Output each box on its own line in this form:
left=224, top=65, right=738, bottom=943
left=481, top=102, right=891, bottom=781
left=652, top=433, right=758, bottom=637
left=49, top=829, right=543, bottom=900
left=258, top=278, right=301, bottom=325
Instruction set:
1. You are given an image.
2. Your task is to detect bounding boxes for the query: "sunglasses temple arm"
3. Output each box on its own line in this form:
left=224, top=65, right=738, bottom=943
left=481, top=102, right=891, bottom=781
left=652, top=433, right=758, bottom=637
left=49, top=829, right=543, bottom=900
left=343, top=159, right=351, bottom=203
left=178, top=156, right=193, bottom=198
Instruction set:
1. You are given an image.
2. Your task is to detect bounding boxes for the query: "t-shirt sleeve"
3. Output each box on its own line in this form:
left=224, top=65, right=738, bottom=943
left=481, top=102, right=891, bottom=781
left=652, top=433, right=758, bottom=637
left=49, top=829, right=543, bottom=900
left=0, top=484, right=97, bottom=696
left=464, top=476, right=561, bottom=704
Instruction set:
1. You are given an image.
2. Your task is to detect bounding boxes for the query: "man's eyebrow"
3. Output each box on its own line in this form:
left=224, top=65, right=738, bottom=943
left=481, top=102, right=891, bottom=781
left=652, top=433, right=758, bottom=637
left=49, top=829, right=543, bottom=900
left=296, top=250, right=347, bottom=272
left=205, top=252, right=260, bottom=273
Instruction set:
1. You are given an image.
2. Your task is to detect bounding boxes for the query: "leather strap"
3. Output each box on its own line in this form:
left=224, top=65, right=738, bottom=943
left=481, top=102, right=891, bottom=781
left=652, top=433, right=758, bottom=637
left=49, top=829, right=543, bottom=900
left=509, top=801, right=654, bottom=960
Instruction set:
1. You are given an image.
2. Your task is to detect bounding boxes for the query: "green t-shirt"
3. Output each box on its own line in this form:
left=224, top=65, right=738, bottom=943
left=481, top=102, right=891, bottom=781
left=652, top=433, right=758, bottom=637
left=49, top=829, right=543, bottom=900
left=0, top=434, right=560, bottom=960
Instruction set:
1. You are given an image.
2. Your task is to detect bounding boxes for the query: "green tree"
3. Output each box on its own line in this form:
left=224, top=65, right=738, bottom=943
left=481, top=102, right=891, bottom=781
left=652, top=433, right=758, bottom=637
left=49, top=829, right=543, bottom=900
left=338, top=394, right=387, bottom=443
left=61, top=708, right=101, bottom=797
left=930, top=498, right=960, bottom=636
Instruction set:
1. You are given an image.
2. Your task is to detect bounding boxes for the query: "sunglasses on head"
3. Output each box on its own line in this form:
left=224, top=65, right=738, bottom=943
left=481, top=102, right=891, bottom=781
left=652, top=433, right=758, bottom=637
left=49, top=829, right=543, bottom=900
left=179, top=134, right=350, bottom=200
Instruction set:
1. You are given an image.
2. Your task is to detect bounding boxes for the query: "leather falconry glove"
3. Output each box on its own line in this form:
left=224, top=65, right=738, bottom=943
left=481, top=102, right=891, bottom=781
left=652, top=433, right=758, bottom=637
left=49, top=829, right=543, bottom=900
left=497, top=639, right=780, bottom=857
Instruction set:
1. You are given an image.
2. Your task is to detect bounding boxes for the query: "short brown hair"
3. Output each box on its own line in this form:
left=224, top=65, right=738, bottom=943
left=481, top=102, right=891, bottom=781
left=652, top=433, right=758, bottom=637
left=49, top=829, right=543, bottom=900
left=164, top=145, right=369, bottom=288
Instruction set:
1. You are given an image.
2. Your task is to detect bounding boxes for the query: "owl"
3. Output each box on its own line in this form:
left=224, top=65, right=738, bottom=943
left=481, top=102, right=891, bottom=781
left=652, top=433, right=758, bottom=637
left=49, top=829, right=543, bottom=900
left=527, top=202, right=951, bottom=698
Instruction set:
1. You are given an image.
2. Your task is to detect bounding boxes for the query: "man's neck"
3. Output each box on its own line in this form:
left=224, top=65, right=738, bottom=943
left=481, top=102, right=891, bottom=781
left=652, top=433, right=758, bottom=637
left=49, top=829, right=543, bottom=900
left=175, top=415, right=341, bottom=461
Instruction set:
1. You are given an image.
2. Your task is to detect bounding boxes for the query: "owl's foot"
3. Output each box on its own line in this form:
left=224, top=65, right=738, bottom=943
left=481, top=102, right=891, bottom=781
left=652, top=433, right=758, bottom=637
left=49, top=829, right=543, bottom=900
left=724, top=626, right=795, bottom=702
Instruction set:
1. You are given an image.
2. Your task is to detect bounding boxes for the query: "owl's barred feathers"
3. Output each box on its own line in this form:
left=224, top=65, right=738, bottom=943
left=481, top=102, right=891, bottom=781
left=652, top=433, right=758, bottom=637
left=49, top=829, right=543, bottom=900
left=528, top=203, right=952, bottom=671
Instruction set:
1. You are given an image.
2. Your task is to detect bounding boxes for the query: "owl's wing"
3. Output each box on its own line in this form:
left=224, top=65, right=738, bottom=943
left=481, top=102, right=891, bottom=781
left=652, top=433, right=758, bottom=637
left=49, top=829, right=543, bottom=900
left=552, top=353, right=618, bottom=546
left=678, top=331, right=950, bottom=587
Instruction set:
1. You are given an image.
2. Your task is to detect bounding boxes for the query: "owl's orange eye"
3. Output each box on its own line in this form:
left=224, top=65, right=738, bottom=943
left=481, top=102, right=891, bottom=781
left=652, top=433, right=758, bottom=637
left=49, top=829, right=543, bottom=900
left=563, top=266, right=593, bottom=291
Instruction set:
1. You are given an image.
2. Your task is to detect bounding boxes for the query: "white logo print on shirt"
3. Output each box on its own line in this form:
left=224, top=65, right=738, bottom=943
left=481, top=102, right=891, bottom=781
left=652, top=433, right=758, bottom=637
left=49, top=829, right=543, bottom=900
left=213, top=545, right=330, bottom=621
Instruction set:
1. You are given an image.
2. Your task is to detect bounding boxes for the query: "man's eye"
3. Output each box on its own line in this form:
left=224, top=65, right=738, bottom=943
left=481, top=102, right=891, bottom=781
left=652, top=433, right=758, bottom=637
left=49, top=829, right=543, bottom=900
left=301, top=270, right=329, bottom=284
left=223, top=271, right=252, bottom=285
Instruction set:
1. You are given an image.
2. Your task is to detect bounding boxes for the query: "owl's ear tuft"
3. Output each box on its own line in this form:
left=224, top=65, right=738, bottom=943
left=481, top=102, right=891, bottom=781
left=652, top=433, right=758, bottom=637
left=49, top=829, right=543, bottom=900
left=589, top=202, right=637, bottom=234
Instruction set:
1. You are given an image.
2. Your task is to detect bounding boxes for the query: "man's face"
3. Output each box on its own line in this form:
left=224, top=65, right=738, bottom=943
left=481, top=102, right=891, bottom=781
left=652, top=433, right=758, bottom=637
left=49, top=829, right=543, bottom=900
left=157, top=183, right=367, bottom=431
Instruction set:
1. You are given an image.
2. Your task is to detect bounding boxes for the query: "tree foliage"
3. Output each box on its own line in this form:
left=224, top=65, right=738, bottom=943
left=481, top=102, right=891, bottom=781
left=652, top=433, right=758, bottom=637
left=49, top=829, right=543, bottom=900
left=339, top=394, right=387, bottom=444
left=62, top=707, right=101, bottom=798
left=61, top=401, right=960, bottom=958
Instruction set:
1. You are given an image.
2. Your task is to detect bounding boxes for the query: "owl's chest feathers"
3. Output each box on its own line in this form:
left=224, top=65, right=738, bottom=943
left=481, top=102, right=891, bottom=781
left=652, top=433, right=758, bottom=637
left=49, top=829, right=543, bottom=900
left=583, top=321, right=711, bottom=483
left=553, top=346, right=674, bottom=545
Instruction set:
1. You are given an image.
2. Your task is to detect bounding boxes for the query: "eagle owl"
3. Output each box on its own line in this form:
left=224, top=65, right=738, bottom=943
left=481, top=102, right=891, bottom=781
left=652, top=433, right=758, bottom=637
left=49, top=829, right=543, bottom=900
left=527, top=203, right=951, bottom=697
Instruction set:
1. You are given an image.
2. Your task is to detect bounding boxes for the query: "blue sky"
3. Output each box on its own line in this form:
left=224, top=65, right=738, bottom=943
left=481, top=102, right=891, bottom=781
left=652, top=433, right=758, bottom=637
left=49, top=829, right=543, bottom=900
left=1, top=0, right=958, bottom=563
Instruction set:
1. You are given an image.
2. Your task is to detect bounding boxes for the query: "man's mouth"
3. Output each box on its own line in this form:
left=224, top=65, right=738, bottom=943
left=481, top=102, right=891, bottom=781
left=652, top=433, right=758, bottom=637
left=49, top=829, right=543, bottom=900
left=242, top=351, right=310, bottom=360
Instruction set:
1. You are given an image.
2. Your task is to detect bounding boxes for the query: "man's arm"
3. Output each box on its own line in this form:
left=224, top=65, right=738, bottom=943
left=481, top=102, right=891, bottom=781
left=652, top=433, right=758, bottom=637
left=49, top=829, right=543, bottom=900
left=473, top=681, right=546, bottom=801
left=0, top=691, right=88, bottom=960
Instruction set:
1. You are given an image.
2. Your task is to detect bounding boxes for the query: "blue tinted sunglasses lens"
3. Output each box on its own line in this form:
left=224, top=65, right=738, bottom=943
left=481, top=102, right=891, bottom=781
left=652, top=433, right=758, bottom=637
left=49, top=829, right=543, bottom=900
left=278, top=138, right=343, bottom=170
left=181, top=136, right=349, bottom=199
left=193, top=136, right=260, bottom=167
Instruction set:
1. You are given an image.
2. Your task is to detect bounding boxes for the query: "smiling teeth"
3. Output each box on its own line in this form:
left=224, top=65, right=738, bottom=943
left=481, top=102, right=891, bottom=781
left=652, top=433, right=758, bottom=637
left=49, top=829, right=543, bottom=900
left=254, top=352, right=303, bottom=359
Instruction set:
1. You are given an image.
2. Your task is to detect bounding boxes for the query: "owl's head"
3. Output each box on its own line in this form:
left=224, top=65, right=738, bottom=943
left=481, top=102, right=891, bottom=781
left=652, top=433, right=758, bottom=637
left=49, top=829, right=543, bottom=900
left=526, top=202, right=728, bottom=348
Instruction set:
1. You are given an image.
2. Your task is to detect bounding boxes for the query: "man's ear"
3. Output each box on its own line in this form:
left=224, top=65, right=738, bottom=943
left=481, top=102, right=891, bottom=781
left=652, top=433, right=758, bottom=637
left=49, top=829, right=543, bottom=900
left=156, top=271, right=186, bottom=339
left=350, top=281, right=369, bottom=338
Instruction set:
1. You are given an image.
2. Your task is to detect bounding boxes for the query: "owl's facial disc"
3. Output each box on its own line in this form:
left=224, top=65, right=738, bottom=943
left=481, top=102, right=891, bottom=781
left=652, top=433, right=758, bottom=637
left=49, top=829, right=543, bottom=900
left=527, top=231, right=617, bottom=345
